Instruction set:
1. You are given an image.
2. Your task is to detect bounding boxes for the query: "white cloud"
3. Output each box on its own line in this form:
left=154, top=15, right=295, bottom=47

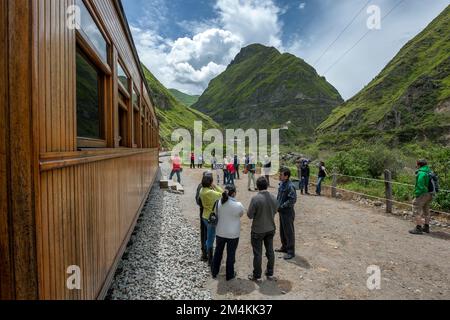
left=131, top=0, right=284, bottom=95
left=299, top=3, right=306, bottom=10
left=167, top=29, right=243, bottom=87
left=215, top=0, right=283, bottom=48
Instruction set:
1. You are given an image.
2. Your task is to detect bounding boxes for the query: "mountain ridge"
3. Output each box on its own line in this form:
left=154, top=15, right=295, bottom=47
left=141, top=64, right=220, bottom=148
left=317, top=5, right=450, bottom=148
left=192, top=43, right=343, bottom=144
left=169, top=88, right=200, bottom=107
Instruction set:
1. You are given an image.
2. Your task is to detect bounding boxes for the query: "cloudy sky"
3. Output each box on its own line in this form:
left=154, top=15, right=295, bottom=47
left=122, top=0, right=448, bottom=100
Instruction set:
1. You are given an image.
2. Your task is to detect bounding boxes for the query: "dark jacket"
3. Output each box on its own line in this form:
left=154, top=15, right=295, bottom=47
left=318, top=166, right=327, bottom=178
left=277, top=180, right=297, bottom=211
left=300, top=165, right=310, bottom=177
left=246, top=163, right=256, bottom=174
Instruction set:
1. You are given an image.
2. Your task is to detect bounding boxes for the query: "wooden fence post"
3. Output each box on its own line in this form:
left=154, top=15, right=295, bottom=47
left=384, top=170, right=393, bottom=213
left=332, top=172, right=337, bottom=198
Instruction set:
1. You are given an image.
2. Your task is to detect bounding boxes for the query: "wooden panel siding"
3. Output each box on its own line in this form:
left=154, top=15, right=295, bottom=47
left=1, top=0, right=160, bottom=300
left=38, top=150, right=158, bottom=299
left=0, top=0, right=14, bottom=300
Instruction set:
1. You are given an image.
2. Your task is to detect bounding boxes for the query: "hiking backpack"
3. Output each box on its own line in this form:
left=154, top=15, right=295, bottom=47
left=428, top=172, right=440, bottom=194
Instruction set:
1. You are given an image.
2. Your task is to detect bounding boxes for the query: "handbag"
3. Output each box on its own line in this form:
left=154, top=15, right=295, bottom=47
left=208, top=200, right=219, bottom=226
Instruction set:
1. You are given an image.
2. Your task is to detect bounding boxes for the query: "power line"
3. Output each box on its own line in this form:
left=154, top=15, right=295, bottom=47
left=323, top=0, right=406, bottom=76
left=314, top=0, right=372, bottom=67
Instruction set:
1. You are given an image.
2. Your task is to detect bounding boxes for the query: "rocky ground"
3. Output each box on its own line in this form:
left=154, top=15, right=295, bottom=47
left=107, top=185, right=212, bottom=300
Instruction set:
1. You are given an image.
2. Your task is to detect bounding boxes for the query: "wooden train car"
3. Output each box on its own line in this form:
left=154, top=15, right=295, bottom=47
left=1, top=0, right=160, bottom=299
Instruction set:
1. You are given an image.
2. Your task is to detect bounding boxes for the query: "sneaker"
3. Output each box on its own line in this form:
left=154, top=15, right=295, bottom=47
left=423, top=224, right=430, bottom=234
left=248, top=274, right=263, bottom=283
left=409, top=226, right=423, bottom=235
left=266, top=274, right=278, bottom=281
left=284, top=254, right=295, bottom=260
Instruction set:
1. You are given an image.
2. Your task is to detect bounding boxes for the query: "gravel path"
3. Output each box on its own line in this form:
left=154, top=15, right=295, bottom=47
left=107, top=185, right=212, bottom=300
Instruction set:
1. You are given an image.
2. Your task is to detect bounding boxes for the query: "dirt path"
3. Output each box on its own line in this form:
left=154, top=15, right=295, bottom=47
left=163, top=160, right=450, bottom=300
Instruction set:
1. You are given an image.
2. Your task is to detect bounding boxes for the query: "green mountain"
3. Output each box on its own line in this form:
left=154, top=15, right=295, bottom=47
left=141, top=64, right=221, bottom=148
left=169, top=89, right=200, bottom=107
left=317, top=6, right=450, bottom=148
left=192, top=44, right=343, bottom=145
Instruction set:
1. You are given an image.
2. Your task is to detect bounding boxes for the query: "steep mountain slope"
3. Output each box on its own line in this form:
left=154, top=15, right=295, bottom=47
left=141, top=65, right=220, bottom=148
left=318, top=6, right=450, bottom=148
left=169, top=89, right=200, bottom=107
left=192, top=44, right=343, bottom=143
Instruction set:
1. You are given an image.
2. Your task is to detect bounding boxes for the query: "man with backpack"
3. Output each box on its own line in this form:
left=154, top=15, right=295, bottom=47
left=409, top=159, right=439, bottom=235
left=298, top=159, right=311, bottom=195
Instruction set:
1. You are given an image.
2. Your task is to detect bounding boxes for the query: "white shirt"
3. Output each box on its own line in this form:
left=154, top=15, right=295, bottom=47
left=216, top=197, right=245, bottom=239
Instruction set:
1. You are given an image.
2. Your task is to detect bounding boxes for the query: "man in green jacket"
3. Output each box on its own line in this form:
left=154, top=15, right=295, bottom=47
left=410, top=159, right=433, bottom=235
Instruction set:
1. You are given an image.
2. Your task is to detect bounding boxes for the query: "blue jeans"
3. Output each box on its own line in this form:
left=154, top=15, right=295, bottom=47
left=170, top=170, right=181, bottom=184
left=202, top=218, right=216, bottom=251
left=316, top=177, right=324, bottom=195
left=223, top=171, right=229, bottom=185
left=227, top=173, right=235, bottom=185
left=300, top=176, right=309, bottom=194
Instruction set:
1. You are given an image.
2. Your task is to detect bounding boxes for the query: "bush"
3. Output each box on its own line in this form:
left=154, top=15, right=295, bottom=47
left=326, top=146, right=404, bottom=179
left=367, top=146, right=404, bottom=179
left=327, top=149, right=370, bottom=177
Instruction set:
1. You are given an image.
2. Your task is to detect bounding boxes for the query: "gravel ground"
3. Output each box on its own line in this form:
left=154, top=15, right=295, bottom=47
left=107, top=184, right=212, bottom=300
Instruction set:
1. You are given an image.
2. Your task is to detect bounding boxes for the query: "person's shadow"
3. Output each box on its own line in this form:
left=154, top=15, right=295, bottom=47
left=216, top=276, right=256, bottom=296
left=427, top=231, right=450, bottom=241
left=284, top=255, right=312, bottom=269
left=258, top=279, right=293, bottom=296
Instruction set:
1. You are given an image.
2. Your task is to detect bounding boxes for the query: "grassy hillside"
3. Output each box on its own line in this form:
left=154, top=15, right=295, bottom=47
left=169, top=89, right=200, bottom=107
left=192, top=44, right=343, bottom=145
left=317, top=6, right=450, bottom=149
left=141, top=64, right=221, bottom=148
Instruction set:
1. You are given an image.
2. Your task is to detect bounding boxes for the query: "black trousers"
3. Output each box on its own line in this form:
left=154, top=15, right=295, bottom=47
left=279, top=208, right=296, bottom=256
left=300, top=176, right=309, bottom=194
left=251, top=230, right=275, bottom=278
left=212, top=236, right=239, bottom=280
left=200, top=208, right=207, bottom=253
